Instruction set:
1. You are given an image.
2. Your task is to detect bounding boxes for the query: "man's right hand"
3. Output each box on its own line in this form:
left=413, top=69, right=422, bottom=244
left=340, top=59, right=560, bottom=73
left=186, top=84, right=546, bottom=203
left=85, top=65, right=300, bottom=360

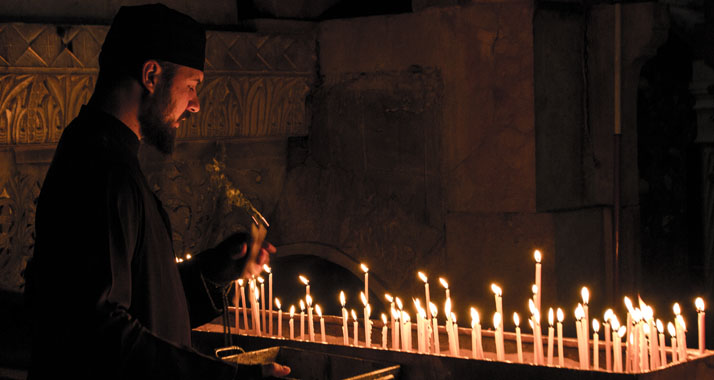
left=261, top=362, right=291, bottom=378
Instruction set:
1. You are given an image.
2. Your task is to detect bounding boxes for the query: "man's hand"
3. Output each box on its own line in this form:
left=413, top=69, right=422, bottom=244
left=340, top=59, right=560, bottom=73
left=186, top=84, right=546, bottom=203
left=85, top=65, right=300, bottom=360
left=196, top=232, right=276, bottom=285
left=262, top=362, right=291, bottom=378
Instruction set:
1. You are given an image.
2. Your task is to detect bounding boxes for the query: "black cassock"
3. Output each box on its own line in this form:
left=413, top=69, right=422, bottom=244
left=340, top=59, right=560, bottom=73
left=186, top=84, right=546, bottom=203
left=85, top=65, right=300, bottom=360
left=24, top=106, right=259, bottom=379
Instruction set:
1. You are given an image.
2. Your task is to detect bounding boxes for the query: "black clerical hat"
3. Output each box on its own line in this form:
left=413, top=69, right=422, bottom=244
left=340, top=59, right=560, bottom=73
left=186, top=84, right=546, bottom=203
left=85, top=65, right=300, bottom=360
left=99, top=3, right=206, bottom=72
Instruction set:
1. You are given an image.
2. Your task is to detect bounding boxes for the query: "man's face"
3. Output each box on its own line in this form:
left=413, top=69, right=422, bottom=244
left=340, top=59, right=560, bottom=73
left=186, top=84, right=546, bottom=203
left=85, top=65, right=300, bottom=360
left=139, top=64, right=203, bottom=154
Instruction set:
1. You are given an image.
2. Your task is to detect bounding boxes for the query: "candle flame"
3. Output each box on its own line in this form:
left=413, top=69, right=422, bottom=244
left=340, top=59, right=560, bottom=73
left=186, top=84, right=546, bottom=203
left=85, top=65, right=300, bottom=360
left=529, top=319, right=534, bottom=330
left=493, top=312, right=501, bottom=329
left=275, top=298, right=281, bottom=310
left=604, top=309, right=614, bottom=322
left=263, top=264, right=271, bottom=273
left=237, top=278, right=244, bottom=286
left=430, top=302, right=438, bottom=318
left=696, top=297, right=705, bottom=312
left=396, top=297, right=403, bottom=310
left=491, top=283, right=502, bottom=296
left=289, top=305, right=295, bottom=317
left=385, top=293, right=394, bottom=303
left=451, top=312, right=457, bottom=323
left=532, top=284, right=538, bottom=295
left=439, top=277, right=449, bottom=289
left=632, top=308, right=642, bottom=322
left=299, top=299, right=305, bottom=311
left=548, top=308, right=554, bottom=326
left=624, top=296, right=634, bottom=313
left=656, top=319, right=664, bottom=333
left=581, top=287, right=589, bottom=304
left=366, top=304, right=372, bottom=317
left=445, top=297, right=452, bottom=316
left=611, top=317, right=620, bottom=331
left=534, top=249, right=542, bottom=263
left=528, top=299, right=537, bottom=315
left=638, top=295, right=647, bottom=312
left=392, top=307, right=400, bottom=320
left=667, top=322, right=676, bottom=337
left=617, top=326, right=626, bottom=338
left=575, top=304, right=584, bottom=320
left=471, top=307, right=479, bottom=325
left=257, top=276, right=264, bottom=284
left=403, top=312, right=411, bottom=323
left=413, top=298, right=422, bottom=312
left=254, top=285, right=260, bottom=300
left=593, top=318, right=600, bottom=333
left=419, top=307, right=427, bottom=319
left=340, top=291, right=346, bottom=306
left=185, top=253, right=192, bottom=260
left=299, top=275, right=309, bottom=285
left=316, top=304, right=322, bottom=318
left=557, top=308, right=564, bottom=323
left=418, top=271, right=428, bottom=283
left=351, top=309, right=357, bottom=320
left=382, top=313, right=388, bottom=324
left=360, top=292, right=367, bottom=306
left=513, top=312, right=520, bottom=326
left=673, top=302, right=681, bottom=315
left=643, top=322, right=650, bottom=336
left=533, top=309, right=541, bottom=324
left=361, top=263, right=369, bottom=273
left=676, top=315, right=686, bottom=331
left=306, top=295, right=312, bottom=306
left=642, top=305, right=653, bottom=321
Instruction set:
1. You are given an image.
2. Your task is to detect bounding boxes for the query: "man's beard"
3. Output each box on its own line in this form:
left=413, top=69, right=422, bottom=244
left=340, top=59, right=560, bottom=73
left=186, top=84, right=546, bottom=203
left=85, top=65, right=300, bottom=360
left=138, top=79, right=187, bottom=155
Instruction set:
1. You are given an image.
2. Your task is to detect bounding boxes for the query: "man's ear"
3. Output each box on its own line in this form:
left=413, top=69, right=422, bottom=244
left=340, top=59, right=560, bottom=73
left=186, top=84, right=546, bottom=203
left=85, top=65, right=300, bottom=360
left=141, top=60, right=162, bottom=94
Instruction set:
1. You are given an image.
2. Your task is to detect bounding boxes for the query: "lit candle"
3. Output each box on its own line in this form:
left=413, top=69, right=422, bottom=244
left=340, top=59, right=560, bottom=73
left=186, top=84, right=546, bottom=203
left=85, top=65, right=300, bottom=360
left=361, top=292, right=371, bottom=347
left=643, top=305, right=658, bottom=369
left=340, top=291, right=348, bottom=345
left=445, top=297, right=454, bottom=355
left=381, top=313, right=389, bottom=349
left=452, top=312, right=460, bottom=356
left=471, top=307, right=483, bottom=359
left=366, top=303, right=373, bottom=348
left=696, top=297, right=705, bottom=355
left=632, top=308, right=641, bottom=372
left=547, top=308, right=554, bottom=366
left=431, top=303, right=440, bottom=354
left=593, top=318, right=600, bottom=370
left=352, top=309, right=359, bottom=346
left=402, top=311, right=412, bottom=352
left=657, top=319, right=666, bottom=366
left=614, top=323, right=625, bottom=372
left=392, top=306, right=401, bottom=350
left=491, top=284, right=503, bottom=319
left=317, top=304, right=326, bottom=343
left=275, top=298, right=282, bottom=338
left=264, top=265, right=273, bottom=335
left=534, top=250, right=542, bottom=314
left=299, top=299, right=305, bottom=340
left=386, top=294, right=396, bottom=349
left=396, top=297, right=404, bottom=349
left=575, top=304, right=587, bottom=369
left=604, top=309, right=613, bottom=371
left=307, top=294, right=315, bottom=342
left=289, top=305, right=295, bottom=340
left=419, top=272, right=431, bottom=322
left=529, top=299, right=544, bottom=365
left=251, top=280, right=261, bottom=336
left=514, top=312, right=523, bottom=363
left=582, top=287, right=590, bottom=366
left=439, top=277, right=450, bottom=300
left=361, top=263, right=369, bottom=304
left=557, top=308, right=564, bottom=367
left=668, top=321, right=678, bottom=363
left=299, top=275, right=310, bottom=299
left=235, top=279, right=244, bottom=333
left=676, top=314, right=688, bottom=361
left=494, top=312, right=505, bottom=361
left=414, top=299, right=425, bottom=353
left=258, top=276, right=266, bottom=335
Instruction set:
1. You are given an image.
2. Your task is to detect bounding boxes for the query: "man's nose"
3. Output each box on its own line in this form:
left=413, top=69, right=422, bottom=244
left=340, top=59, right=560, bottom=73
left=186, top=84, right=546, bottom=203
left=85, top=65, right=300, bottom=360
left=187, top=93, right=200, bottom=113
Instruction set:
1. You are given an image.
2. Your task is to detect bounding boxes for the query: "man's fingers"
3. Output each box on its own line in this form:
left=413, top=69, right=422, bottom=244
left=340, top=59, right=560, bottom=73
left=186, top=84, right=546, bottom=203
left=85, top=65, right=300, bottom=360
left=262, top=362, right=291, bottom=377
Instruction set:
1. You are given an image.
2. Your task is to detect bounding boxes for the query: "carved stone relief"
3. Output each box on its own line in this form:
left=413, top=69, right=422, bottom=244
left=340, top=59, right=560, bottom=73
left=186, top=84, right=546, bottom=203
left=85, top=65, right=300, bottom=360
left=0, top=22, right=315, bottom=292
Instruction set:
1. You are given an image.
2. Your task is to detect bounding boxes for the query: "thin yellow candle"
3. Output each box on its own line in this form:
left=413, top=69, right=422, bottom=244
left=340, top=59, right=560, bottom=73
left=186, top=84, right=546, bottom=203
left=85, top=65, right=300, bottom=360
left=668, top=321, right=678, bottom=363
left=624, top=296, right=634, bottom=373
left=439, top=277, right=450, bottom=300
left=696, top=297, right=705, bottom=354
left=402, top=311, right=412, bottom=352
left=452, top=312, right=460, bottom=355
left=604, top=309, right=613, bottom=371
left=471, top=307, right=483, bottom=359
left=514, top=312, right=523, bottom=363
left=235, top=279, right=246, bottom=333
left=258, top=276, right=266, bottom=335
left=557, top=308, right=564, bottom=367
left=316, top=304, right=326, bottom=343
left=306, top=294, right=315, bottom=342
left=582, top=287, right=590, bottom=366
left=361, top=263, right=369, bottom=304
left=252, top=282, right=261, bottom=336
left=615, top=323, right=625, bottom=372
left=381, top=313, right=389, bottom=349
left=494, top=312, right=505, bottom=361
left=275, top=298, right=282, bottom=338
left=263, top=264, right=272, bottom=335
left=340, top=291, right=349, bottom=345
left=534, top=250, right=542, bottom=314
left=289, top=305, right=295, bottom=340
left=392, top=307, right=401, bottom=350
left=431, top=303, right=440, bottom=354
left=386, top=293, right=396, bottom=348
left=414, top=299, right=425, bottom=353
left=361, top=292, right=371, bottom=347
left=299, top=299, right=305, bottom=340
left=657, top=319, right=666, bottom=366
left=676, top=314, right=688, bottom=361
left=547, top=308, right=554, bottom=366
left=299, top=275, right=310, bottom=299
left=419, top=272, right=432, bottom=324
left=643, top=305, right=658, bottom=369
left=352, top=309, right=359, bottom=346
left=593, top=318, right=600, bottom=370
left=491, top=283, right=503, bottom=318
left=575, top=304, right=586, bottom=369
left=445, top=297, right=454, bottom=354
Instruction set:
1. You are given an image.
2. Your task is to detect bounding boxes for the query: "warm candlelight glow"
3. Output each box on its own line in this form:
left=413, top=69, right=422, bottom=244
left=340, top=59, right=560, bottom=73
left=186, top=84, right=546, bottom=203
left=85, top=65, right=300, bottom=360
left=611, top=316, right=620, bottom=331
left=275, top=298, right=281, bottom=310
left=430, top=303, right=438, bottom=318
left=668, top=322, right=676, bottom=337
left=418, top=271, right=428, bottom=283
left=643, top=305, right=653, bottom=321
left=673, top=302, right=681, bottom=315
left=382, top=313, right=388, bottom=324
left=445, top=297, right=452, bottom=316
left=316, top=304, right=322, bottom=318
left=593, top=318, right=600, bottom=332
left=413, top=298, right=422, bottom=312
left=534, top=249, right=542, bottom=263
left=548, top=308, right=554, bottom=326
left=632, top=308, right=642, bottom=322
left=604, top=308, right=614, bottom=322
left=513, top=312, right=520, bottom=326
left=491, top=283, right=502, bottom=296
left=529, top=299, right=537, bottom=315
left=451, top=312, right=457, bottom=323
left=575, top=304, right=584, bottom=320
left=299, top=275, right=309, bottom=285
left=493, top=312, right=502, bottom=329
left=257, top=276, right=264, bottom=284
left=360, top=292, right=367, bottom=306
left=237, top=278, right=243, bottom=286
left=361, top=263, right=369, bottom=273
left=657, top=319, right=664, bottom=333
left=696, top=297, right=705, bottom=312
left=351, top=309, right=358, bottom=320
left=439, top=277, right=449, bottom=289
left=263, top=264, right=271, bottom=273
left=396, top=297, right=403, bottom=310
left=299, top=299, right=305, bottom=311
left=385, top=293, right=393, bottom=303
left=289, top=305, right=295, bottom=318
left=391, top=307, right=400, bottom=320
left=618, top=326, right=626, bottom=338
left=557, top=308, right=564, bottom=323
left=471, top=307, right=479, bottom=325
left=340, top=291, right=346, bottom=306
left=532, top=284, right=538, bottom=295
left=581, top=287, right=589, bottom=304
left=306, top=294, right=312, bottom=306
left=676, top=315, right=686, bottom=331
left=624, top=296, right=634, bottom=313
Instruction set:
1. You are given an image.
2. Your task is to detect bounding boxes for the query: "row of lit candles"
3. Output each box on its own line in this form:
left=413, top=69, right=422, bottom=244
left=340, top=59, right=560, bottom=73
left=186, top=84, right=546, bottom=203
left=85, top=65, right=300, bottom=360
left=231, top=252, right=707, bottom=372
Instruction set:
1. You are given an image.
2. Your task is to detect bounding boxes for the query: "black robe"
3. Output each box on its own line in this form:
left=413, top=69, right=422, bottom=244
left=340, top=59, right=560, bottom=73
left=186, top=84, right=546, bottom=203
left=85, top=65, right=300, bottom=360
left=24, top=106, right=259, bottom=379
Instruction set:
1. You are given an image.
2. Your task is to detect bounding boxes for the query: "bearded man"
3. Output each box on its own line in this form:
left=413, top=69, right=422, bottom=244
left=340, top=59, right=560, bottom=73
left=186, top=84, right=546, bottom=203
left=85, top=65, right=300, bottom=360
left=24, top=4, right=289, bottom=379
